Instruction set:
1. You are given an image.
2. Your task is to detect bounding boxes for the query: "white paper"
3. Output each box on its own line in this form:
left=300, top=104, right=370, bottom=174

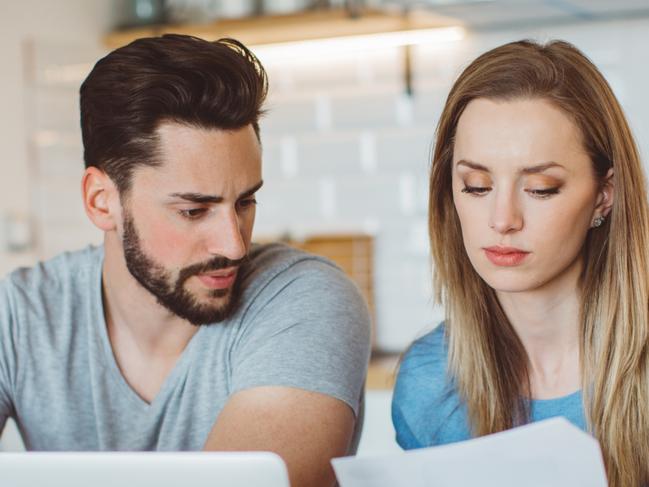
left=333, top=418, right=608, bottom=487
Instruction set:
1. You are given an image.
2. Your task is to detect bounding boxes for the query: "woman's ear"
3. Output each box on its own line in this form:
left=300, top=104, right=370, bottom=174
left=81, top=167, right=120, bottom=232
left=595, top=168, right=614, bottom=219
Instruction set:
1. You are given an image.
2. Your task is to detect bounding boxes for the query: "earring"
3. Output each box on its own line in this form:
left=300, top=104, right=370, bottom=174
left=592, top=216, right=605, bottom=228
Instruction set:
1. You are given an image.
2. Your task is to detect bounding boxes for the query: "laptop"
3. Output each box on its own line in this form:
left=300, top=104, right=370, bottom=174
left=0, top=451, right=290, bottom=487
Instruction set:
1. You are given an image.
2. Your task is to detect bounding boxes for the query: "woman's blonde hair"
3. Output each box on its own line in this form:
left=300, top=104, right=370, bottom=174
left=429, top=39, right=649, bottom=487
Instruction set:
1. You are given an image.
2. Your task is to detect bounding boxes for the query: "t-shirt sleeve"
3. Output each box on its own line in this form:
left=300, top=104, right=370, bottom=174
left=229, top=258, right=371, bottom=417
left=392, top=324, right=448, bottom=449
left=391, top=398, right=421, bottom=449
left=0, top=279, right=18, bottom=433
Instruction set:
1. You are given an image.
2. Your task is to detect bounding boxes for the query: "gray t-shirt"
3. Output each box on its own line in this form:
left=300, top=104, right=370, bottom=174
left=0, top=243, right=371, bottom=451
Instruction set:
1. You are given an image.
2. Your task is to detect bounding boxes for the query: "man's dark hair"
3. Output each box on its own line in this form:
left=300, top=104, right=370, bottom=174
left=80, top=34, right=268, bottom=194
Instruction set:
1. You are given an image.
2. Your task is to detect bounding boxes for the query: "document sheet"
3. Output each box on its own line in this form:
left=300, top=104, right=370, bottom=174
left=332, top=418, right=607, bottom=487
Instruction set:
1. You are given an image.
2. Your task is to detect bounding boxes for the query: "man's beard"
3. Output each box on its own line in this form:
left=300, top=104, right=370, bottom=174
left=121, top=211, right=246, bottom=325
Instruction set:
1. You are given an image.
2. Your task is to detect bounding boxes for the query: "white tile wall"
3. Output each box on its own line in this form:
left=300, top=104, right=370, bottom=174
left=252, top=17, right=649, bottom=351
left=4, top=17, right=649, bottom=352
left=262, top=100, right=319, bottom=134
left=32, top=90, right=80, bottom=132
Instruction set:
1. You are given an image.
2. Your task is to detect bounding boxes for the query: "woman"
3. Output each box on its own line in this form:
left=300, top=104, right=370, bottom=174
left=392, top=39, right=649, bottom=487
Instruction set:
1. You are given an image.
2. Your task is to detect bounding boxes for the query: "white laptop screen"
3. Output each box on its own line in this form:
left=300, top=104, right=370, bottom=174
left=0, top=451, right=290, bottom=487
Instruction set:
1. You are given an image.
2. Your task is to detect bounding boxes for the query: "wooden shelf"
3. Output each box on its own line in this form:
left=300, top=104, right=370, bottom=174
left=104, top=8, right=458, bottom=50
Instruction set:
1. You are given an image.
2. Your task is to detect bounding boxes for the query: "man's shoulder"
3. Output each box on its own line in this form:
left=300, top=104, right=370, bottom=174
left=246, top=242, right=339, bottom=275
left=234, top=241, right=370, bottom=336
left=221, top=242, right=372, bottom=422
left=2, top=245, right=102, bottom=303
left=240, top=242, right=349, bottom=297
left=0, top=246, right=102, bottom=358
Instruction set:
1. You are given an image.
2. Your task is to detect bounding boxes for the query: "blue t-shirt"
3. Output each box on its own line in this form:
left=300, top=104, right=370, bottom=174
left=392, top=324, right=586, bottom=449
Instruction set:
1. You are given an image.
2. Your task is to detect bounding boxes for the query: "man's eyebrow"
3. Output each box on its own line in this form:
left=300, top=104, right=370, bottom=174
left=237, top=180, right=264, bottom=200
left=456, top=159, right=565, bottom=174
left=168, top=192, right=223, bottom=204
left=168, top=180, right=264, bottom=204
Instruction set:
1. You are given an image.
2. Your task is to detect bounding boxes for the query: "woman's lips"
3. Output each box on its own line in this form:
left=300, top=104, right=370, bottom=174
left=196, top=269, right=237, bottom=290
left=483, top=247, right=530, bottom=267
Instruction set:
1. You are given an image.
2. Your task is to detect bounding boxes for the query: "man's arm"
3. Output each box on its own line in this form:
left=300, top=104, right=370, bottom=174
left=203, top=386, right=354, bottom=487
left=0, top=279, right=16, bottom=436
left=208, top=253, right=371, bottom=486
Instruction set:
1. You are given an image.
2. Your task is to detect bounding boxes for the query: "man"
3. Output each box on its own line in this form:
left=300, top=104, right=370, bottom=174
left=0, top=35, right=370, bottom=487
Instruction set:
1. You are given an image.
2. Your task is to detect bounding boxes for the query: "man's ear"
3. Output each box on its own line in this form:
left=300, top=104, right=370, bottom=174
left=81, top=167, right=120, bottom=232
left=595, top=168, right=614, bottom=219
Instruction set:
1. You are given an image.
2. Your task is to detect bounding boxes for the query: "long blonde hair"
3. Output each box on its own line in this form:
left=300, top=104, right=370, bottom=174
left=429, top=39, right=649, bottom=487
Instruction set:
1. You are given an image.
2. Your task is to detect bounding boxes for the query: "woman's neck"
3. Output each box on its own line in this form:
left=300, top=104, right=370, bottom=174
left=496, top=261, right=582, bottom=399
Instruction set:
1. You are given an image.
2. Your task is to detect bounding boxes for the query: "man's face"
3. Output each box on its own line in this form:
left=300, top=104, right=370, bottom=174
left=120, top=122, right=262, bottom=325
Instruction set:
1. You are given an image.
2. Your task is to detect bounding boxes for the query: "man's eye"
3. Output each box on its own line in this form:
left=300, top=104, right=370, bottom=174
left=461, top=185, right=491, bottom=196
left=526, top=188, right=560, bottom=199
left=179, top=208, right=208, bottom=220
left=237, top=198, right=258, bottom=210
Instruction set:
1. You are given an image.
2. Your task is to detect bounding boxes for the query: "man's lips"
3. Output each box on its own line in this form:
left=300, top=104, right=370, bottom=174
left=196, top=268, right=237, bottom=290
left=483, top=246, right=530, bottom=267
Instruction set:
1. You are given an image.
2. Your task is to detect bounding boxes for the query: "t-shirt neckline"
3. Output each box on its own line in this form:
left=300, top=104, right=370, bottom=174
left=91, top=247, right=204, bottom=411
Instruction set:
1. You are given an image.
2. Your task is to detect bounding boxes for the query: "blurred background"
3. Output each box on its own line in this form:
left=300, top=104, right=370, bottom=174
left=0, top=0, right=648, bottom=454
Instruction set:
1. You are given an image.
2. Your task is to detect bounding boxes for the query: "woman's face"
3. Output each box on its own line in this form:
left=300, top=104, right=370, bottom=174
left=451, top=97, right=612, bottom=294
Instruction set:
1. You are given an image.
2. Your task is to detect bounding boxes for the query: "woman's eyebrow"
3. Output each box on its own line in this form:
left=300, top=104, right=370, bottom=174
left=520, top=162, right=566, bottom=174
left=455, top=159, right=565, bottom=174
left=456, top=159, right=489, bottom=172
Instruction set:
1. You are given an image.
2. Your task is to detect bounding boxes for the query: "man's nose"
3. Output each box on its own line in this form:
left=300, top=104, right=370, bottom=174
left=489, top=190, right=523, bottom=234
left=206, top=209, right=247, bottom=261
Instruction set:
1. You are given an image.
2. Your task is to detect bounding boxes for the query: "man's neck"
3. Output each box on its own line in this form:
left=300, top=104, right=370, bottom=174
left=101, top=235, right=198, bottom=361
left=100, top=236, right=201, bottom=403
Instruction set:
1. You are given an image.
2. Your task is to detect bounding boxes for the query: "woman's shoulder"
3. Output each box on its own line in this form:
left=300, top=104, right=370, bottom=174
left=394, top=323, right=449, bottom=405
left=400, top=323, right=448, bottom=371
left=392, top=323, right=471, bottom=449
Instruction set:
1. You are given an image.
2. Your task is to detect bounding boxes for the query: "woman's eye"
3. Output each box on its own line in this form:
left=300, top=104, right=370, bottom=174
left=179, top=208, right=208, bottom=220
left=526, top=188, right=560, bottom=199
left=461, top=185, right=491, bottom=196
